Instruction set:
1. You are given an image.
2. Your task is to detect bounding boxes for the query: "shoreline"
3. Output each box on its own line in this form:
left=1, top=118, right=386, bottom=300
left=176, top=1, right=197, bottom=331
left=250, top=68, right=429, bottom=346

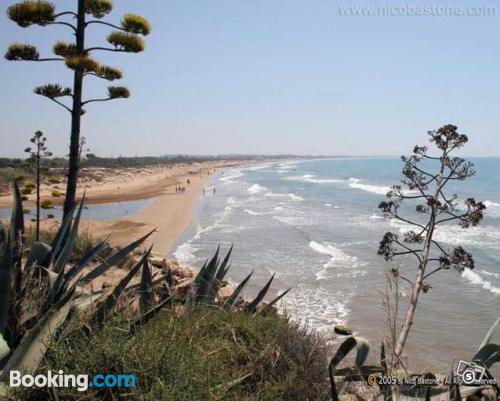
left=80, top=161, right=250, bottom=254
left=0, top=160, right=254, bottom=255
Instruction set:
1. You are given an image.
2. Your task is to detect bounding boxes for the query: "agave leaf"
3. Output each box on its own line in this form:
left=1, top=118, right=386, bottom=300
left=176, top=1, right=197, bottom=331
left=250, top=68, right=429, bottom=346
left=194, top=246, right=220, bottom=304
left=478, top=317, right=500, bottom=351
left=10, top=181, right=24, bottom=249
left=260, top=287, right=291, bottom=314
left=0, top=334, right=9, bottom=361
left=72, top=293, right=103, bottom=314
left=215, top=245, right=232, bottom=282
left=245, top=274, right=275, bottom=314
left=330, top=336, right=371, bottom=373
left=139, top=258, right=153, bottom=314
left=449, top=371, right=462, bottom=401
left=25, top=242, right=52, bottom=269
left=64, top=238, right=108, bottom=281
left=0, top=226, right=5, bottom=251
left=0, top=289, right=74, bottom=379
left=10, top=182, right=23, bottom=293
left=354, top=337, right=370, bottom=367
left=129, top=296, right=173, bottom=336
left=79, top=229, right=155, bottom=284
left=50, top=203, right=76, bottom=260
left=53, top=196, right=85, bottom=273
left=207, top=246, right=233, bottom=303
left=40, top=267, right=59, bottom=290
left=472, top=343, right=500, bottom=369
left=91, top=247, right=152, bottom=326
left=0, top=233, right=12, bottom=334
left=225, top=271, right=253, bottom=308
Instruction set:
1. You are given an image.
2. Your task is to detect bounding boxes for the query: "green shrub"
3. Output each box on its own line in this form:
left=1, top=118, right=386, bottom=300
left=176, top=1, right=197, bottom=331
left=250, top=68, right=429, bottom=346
left=40, top=199, right=52, bottom=209
left=48, top=177, right=61, bottom=185
left=20, top=195, right=28, bottom=202
left=20, top=187, right=32, bottom=195
left=17, top=308, right=331, bottom=401
left=51, top=189, right=62, bottom=197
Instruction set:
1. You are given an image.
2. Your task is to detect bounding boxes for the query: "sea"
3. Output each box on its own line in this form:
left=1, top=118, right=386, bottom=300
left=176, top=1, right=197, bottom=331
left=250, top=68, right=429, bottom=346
left=172, top=157, right=500, bottom=372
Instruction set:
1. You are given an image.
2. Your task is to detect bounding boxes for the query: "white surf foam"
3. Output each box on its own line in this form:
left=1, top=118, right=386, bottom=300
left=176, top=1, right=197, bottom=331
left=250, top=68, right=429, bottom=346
left=284, top=284, right=352, bottom=330
left=244, top=208, right=266, bottom=216
left=286, top=174, right=343, bottom=184
left=264, top=191, right=304, bottom=201
left=479, top=269, right=500, bottom=279
left=309, top=241, right=364, bottom=280
left=461, top=269, right=500, bottom=295
left=247, top=183, right=267, bottom=194
left=348, top=178, right=391, bottom=196
left=220, top=170, right=243, bottom=183
left=173, top=241, right=197, bottom=266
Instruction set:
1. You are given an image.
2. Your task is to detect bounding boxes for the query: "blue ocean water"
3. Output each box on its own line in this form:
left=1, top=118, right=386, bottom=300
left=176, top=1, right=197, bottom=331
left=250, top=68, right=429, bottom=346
left=173, top=157, right=500, bottom=370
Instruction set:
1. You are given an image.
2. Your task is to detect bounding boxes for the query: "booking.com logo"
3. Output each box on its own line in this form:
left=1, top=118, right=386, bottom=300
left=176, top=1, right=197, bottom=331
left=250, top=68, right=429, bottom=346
left=10, top=370, right=137, bottom=392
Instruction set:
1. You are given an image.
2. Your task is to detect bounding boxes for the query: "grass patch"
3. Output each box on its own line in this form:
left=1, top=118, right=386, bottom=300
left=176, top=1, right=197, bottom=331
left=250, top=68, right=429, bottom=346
left=16, top=308, right=331, bottom=401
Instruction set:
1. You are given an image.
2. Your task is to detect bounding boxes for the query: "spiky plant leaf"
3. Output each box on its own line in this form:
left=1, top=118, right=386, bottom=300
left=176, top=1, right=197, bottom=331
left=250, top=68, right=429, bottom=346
left=260, top=287, right=291, bottom=314
left=91, top=248, right=152, bottom=327
left=24, top=242, right=52, bottom=269
left=65, top=56, right=100, bottom=73
left=10, top=181, right=24, bottom=290
left=224, top=271, right=254, bottom=308
left=139, top=258, right=153, bottom=314
left=478, top=317, right=500, bottom=350
left=328, top=336, right=371, bottom=394
left=472, top=343, right=500, bottom=369
left=34, top=84, right=71, bottom=99
left=5, top=43, right=39, bottom=61
left=207, top=246, right=233, bottom=303
left=84, top=0, right=113, bottom=18
left=0, top=334, right=9, bottom=361
left=108, top=86, right=130, bottom=99
left=49, top=204, right=76, bottom=262
left=96, top=65, right=123, bottom=81
left=52, top=41, right=77, bottom=57
left=194, top=247, right=220, bottom=304
left=0, top=234, right=12, bottom=334
left=121, top=14, right=151, bottom=35
left=245, top=274, right=275, bottom=314
left=0, top=289, right=73, bottom=379
left=107, top=32, right=145, bottom=53
left=7, top=1, right=55, bottom=27
left=216, top=246, right=232, bottom=282
left=79, top=229, right=155, bottom=284
left=64, top=238, right=108, bottom=281
left=53, top=196, right=85, bottom=273
left=129, top=296, right=173, bottom=336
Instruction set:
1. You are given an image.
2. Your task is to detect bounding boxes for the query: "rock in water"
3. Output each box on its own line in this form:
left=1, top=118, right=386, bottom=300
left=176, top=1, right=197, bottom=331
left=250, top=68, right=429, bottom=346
left=334, top=324, right=352, bottom=335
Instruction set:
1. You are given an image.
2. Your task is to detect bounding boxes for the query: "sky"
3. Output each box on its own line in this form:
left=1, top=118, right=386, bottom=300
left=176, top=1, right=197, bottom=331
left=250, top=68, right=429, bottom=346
left=0, top=0, right=499, bottom=158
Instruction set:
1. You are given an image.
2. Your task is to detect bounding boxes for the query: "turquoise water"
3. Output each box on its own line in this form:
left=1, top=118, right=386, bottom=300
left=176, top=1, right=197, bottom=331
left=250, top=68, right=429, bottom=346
left=0, top=197, right=154, bottom=221
left=173, top=157, right=500, bottom=371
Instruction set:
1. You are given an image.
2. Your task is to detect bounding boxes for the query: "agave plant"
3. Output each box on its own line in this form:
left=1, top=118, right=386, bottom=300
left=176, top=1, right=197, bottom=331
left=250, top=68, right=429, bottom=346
left=328, top=317, right=500, bottom=401
left=0, top=182, right=154, bottom=389
left=190, top=246, right=291, bottom=313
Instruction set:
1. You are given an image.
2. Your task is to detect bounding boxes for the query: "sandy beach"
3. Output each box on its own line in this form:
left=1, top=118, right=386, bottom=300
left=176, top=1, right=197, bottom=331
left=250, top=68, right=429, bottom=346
left=0, top=160, right=250, bottom=255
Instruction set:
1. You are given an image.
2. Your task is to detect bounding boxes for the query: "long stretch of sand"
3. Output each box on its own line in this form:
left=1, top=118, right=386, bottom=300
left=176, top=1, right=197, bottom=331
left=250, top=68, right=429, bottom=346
left=82, top=167, right=211, bottom=254
left=0, top=160, right=249, bottom=255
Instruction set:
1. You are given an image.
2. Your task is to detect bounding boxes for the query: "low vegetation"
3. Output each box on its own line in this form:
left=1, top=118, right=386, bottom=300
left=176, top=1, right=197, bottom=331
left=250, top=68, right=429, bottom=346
left=17, top=308, right=330, bottom=401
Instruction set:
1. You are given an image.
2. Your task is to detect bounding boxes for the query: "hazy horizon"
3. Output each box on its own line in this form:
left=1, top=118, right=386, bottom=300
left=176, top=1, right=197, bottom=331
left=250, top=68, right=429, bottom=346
left=1, top=0, right=499, bottom=158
